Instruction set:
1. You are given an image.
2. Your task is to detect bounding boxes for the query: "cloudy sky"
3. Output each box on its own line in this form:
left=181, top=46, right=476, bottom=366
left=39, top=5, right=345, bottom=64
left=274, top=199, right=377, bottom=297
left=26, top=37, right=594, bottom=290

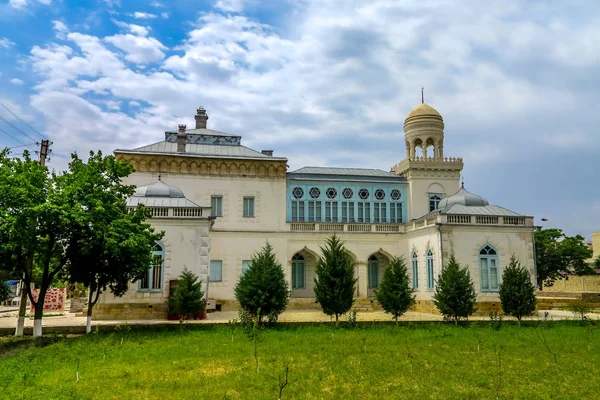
left=0, top=0, right=598, bottom=238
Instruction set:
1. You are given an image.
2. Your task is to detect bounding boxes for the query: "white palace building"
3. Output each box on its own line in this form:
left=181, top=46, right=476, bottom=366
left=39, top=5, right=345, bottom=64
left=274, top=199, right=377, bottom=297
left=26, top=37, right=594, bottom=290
left=95, top=103, right=536, bottom=319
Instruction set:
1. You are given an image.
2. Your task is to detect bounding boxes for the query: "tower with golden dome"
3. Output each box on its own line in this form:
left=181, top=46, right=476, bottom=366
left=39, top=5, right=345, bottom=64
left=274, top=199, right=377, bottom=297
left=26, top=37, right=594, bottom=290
left=392, top=101, right=464, bottom=220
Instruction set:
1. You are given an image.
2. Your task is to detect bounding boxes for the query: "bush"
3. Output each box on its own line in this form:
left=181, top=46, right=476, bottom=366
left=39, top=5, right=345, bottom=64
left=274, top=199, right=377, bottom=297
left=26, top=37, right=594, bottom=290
left=375, top=256, right=415, bottom=322
left=169, top=268, right=205, bottom=319
left=314, top=235, right=357, bottom=322
left=498, top=255, right=536, bottom=324
left=568, top=300, right=592, bottom=323
left=0, top=281, right=10, bottom=303
left=432, top=254, right=477, bottom=324
left=234, top=243, right=290, bottom=324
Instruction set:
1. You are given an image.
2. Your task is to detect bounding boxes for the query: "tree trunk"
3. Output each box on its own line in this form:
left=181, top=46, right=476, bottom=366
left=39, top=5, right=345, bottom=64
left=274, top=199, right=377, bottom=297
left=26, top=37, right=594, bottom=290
left=32, top=286, right=47, bottom=338
left=86, top=288, right=94, bottom=334
left=14, top=278, right=27, bottom=337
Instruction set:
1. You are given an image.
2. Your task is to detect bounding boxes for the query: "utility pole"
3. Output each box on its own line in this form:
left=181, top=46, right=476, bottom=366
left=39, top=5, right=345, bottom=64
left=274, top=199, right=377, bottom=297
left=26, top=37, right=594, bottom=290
left=15, top=139, right=51, bottom=336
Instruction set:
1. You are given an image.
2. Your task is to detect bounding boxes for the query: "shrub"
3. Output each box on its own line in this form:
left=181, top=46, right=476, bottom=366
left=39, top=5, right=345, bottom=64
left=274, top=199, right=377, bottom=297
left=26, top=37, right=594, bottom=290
left=234, top=243, right=290, bottom=324
left=498, top=255, right=536, bottom=325
left=314, top=235, right=357, bottom=322
left=568, top=300, right=592, bottom=324
left=169, top=268, right=205, bottom=319
left=375, top=256, right=415, bottom=322
left=0, top=281, right=10, bottom=303
left=432, top=254, right=477, bottom=324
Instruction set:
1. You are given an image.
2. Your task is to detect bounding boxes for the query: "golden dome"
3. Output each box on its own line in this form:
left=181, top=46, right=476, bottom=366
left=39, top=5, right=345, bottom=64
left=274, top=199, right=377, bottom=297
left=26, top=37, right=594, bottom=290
left=406, top=103, right=442, bottom=120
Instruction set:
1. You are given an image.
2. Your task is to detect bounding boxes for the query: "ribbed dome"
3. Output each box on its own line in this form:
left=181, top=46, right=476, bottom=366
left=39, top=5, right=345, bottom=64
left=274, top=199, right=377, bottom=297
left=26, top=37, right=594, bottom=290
left=437, top=186, right=489, bottom=209
left=133, top=180, right=185, bottom=198
left=406, top=103, right=442, bottom=120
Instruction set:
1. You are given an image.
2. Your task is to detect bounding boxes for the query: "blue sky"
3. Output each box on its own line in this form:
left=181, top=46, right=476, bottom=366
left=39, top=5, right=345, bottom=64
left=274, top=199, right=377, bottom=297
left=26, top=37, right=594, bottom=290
left=0, top=0, right=599, bottom=239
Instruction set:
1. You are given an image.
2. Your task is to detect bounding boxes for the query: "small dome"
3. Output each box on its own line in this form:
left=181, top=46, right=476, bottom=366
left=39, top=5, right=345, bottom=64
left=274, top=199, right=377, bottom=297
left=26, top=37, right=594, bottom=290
left=437, top=186, right=489, bottom=209
left=406, top=103, right=442, bottom=120
left=133, top=180, right=185, bottom=198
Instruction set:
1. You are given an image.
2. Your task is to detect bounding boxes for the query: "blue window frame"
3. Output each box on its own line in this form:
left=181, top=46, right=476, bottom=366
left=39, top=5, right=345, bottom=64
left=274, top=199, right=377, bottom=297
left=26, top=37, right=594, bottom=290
left=242, top=260, right=252, bottom=276
left=139, top=242, right=164, bottom=291
left=426, top=249, right=434, bottom=290
left=390, top=203, right=402, bottom=223
left=411, top=252, right=419, bottom=289
left=368, top=255, right=379, bottom=289
left=210, top=260, right=223, bottom=282
left=291, top=254, right=305, bottom=289
left=479, top=245, right=499, bottom=291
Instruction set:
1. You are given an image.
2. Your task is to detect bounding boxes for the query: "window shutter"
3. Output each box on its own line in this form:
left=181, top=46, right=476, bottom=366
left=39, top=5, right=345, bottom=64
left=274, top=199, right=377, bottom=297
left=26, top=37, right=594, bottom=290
left=292, top=262, right=297, bottom=289
left=298, top=262, right=305, bottom=289
left=480, top=258, right=489, bottom=290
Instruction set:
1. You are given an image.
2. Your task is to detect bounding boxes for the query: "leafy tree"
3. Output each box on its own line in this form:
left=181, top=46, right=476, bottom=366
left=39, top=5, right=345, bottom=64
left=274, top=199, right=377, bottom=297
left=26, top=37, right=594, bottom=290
left=0, top=281, right=10, bottom=303
left=0, top=149, right=73, bottom=337
left=234, top=243, right=290, bottom=324
left=64, top=152, right=162, bottom=333
left=535, top=228, right=593, bottom=288
left=375, top=256, right=415, bottom=323
left=169, top=268, right=205, bottom=319
left=432, top=254, right=477, bottom=325
left=314, top=235, right=357, bottom=322
left=498, top=255, right=536, bottom=325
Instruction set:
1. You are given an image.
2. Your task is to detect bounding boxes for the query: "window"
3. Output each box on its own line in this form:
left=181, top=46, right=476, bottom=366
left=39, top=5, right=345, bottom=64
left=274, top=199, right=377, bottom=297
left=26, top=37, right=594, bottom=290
left=209, top=260, right=223, bottom=282
left=325, top=201, right=338, bottom=222
left=211, top=196, right=223, bottom=217
left=426, top=249, right=434, bottom=290
left=411, top=252, right=419, bottom=289
left=341, top=201, right=355, bottom=223
left=368, top=255, right=379, bottom=289
left=291, top=201, right=305, bottom=222
left=291, top=254, right=305, bottom=289
left=429, top=193, right=442, bottom=212
left=243, top=197, right=255, bottom=218
left=309, top=187, right=320, bottom=198
left=242, top=260, right=252, bottom=276
left=391, top=189, right=401, bottom=200
left=292, top=187, right=304, bottom=199
left=390, top=203, right=403, bottom=223
left=342, top=188, right=353, bottom=199
left=308, top=201, right=322, bottom=222
left=357, top=202, right=370, bottom=223
left=479, top=245, right=499, bottom=291
left=375, top=189, right=385, bottom=200
left=374, top=202, right=387, bottom=223
left=359, top=189, right=369, bottom=199
left=139, top=242, right=164, bottom=291
left=326, top=187, right=337, bottom=199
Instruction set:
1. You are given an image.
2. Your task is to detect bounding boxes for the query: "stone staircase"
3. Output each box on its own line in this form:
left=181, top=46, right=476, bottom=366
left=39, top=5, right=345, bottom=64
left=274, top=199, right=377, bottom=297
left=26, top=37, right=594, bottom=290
left=353, top=298, right=383, bottom=312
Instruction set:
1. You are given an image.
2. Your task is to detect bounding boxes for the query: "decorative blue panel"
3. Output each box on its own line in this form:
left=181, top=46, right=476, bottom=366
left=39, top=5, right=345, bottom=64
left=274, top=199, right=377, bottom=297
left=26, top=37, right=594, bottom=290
left=165, top=132, right=241, bottom=146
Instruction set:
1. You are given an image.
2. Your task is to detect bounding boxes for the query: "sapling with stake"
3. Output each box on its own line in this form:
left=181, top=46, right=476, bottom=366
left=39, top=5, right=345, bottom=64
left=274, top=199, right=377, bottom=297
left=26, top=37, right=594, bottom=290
left=405, top=340, right=414, bottom=372
left=278, top=363, right=291, bottom=400
left=536, top=326, right=559, bottom=366
left=494, top=345, right=504, bottom=400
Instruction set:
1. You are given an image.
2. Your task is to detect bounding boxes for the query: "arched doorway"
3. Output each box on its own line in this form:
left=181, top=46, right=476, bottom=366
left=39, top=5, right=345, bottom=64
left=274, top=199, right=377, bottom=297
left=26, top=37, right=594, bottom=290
left=367, top=252, right=390, bottom=297
left=290, top=249, right=317, bottom=298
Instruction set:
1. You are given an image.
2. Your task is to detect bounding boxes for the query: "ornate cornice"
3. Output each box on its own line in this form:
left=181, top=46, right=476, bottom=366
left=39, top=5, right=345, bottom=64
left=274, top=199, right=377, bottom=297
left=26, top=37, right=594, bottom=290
left=391, top=157, right=463, bottom=177
left=116, top=153, right=287, bottom=178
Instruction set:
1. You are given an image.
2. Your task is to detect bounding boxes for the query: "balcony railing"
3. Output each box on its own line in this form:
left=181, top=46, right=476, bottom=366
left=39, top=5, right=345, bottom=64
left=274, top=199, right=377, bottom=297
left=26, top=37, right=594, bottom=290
left=289, top=222, right=404, bottom=233
left=128, top=206, right=211, bottom=219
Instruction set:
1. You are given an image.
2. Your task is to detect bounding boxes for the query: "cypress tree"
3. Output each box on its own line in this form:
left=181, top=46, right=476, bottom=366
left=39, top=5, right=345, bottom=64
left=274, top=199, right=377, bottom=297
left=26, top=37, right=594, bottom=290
left=499, top=255, right=537, bottom=325
left=432, top=254, right=477, bottom=324
left=375, top=256, right=415, bottom=323
left=169, top=268, right=205, bottom=320
left=314, top=234, right=357, bottom=322
left=234, top=242, right=290, bottom=324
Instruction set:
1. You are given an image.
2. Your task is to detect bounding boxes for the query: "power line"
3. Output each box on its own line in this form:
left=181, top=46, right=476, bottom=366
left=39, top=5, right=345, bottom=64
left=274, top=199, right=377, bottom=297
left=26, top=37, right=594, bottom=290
left=0, top=102, right=47, bottom=140
left=0, top=126, right=30, bottom=148
left=8, top=143, right=37, bottom=149
left=0, top=115, right=39, bottom=143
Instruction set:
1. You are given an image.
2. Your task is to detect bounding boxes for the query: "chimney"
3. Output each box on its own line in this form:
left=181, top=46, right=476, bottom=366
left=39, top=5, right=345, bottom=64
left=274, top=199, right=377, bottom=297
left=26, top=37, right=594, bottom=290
left=177, top=124, right=187, bottom=153
left=195, top=107, right=209, bottom=129
left=261, top=150, right=274, bottom=157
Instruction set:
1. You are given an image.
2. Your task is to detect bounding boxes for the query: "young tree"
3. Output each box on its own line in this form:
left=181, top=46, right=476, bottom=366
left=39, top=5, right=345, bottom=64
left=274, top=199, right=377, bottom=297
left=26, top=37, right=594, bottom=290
left=234, top=242, right=290, bottom=324
left=0, top=149, right=73, bottom=337
left=535, top=228, right=593, bottom=288
left=375, top=256, right=415, bottom=323
left=433, top=254, right=477, bottom=325
left=0, top=281, right=10, bottom=303
left=314, top=235, right=357, bottom=322
left=169, top=268, right=205, bottom=320
left=64, top=151, right=162, bottom=333
left=498, top=255, right=536, bottom=325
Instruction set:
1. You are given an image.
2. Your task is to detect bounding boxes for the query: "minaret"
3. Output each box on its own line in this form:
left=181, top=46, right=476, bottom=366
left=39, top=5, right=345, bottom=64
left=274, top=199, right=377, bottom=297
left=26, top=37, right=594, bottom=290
left=391, top=99, right=463, bottom=220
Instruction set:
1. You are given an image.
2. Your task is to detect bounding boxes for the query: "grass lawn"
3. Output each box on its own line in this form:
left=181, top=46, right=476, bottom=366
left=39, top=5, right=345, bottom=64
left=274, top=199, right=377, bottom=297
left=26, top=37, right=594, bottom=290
left=1, top=321, right=599, bottom=399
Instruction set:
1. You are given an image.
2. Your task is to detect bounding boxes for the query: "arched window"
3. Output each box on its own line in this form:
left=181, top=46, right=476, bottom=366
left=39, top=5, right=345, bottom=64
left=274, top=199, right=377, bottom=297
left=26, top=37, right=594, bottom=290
left=429, top=193, right=442, bottom=211
left=140, top=242, right=164, bottom=291
left=411, top=252, right=419, bottom=289
left=479, top=245, right=499, bottom=291
left=368, top=255, right=379, bottom=289
left=426, top=249, right=434, bottom=290
left=291, top=253, right=305, bottom=289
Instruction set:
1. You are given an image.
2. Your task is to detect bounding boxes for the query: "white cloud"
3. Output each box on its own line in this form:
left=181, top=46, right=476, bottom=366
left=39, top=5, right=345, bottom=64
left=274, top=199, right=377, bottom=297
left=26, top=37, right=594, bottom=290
left=37, top=0, right=51, bottom=4
left=130, top=12, right=157, bottom=19
left=10, top=78, right=24, bottom=85
left=52, top=20, right=68, bottom=32
left=161, top=12, right=169, bottom=19
left=105, top=34, right=167, bottom=63
left=9, top=0, right=27, bottom=8
left=129, top=100, right=141, bottom=107
left=214, top=0, right=247, bottom=12
left=112, top=19, right=150, bottom=36
left=0, top=38, right=16, bottom=48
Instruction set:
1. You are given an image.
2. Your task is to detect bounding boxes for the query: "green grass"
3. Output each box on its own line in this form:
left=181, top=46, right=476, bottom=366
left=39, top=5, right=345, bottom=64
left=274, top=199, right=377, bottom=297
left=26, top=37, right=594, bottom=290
left=1, top=322, right=599, bottom=399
